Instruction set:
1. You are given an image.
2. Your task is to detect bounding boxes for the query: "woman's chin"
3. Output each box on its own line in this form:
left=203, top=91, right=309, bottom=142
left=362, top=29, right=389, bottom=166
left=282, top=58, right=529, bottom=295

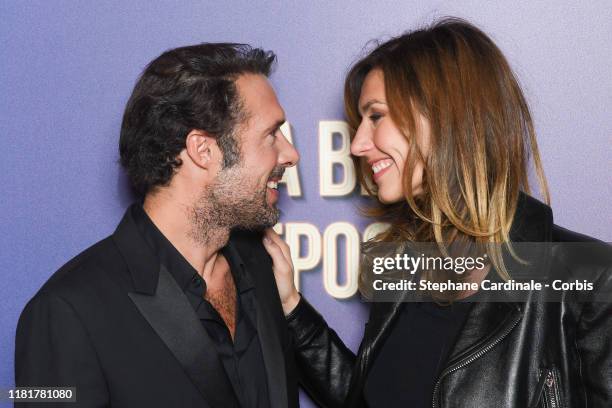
left=377, top=186, right=423, bottom=204
left=377, top=191, right=403, bottom=205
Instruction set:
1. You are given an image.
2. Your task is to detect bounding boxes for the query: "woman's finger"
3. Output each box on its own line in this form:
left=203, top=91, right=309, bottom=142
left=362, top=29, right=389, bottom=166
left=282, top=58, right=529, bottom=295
left=264, top=228, right=292, bottom=264
left=262, top=234, right=290, bottom=270
left=262, top=232, right=300, bottom=314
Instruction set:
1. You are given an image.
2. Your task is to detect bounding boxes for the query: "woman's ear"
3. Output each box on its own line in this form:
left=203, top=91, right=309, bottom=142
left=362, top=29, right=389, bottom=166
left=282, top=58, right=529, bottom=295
left=185, top=129, right=217, bottom=169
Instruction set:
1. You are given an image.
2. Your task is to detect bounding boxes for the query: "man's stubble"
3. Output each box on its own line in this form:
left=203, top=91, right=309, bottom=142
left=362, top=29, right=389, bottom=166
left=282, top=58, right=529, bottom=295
left=188, top=164, right=280, bottom=246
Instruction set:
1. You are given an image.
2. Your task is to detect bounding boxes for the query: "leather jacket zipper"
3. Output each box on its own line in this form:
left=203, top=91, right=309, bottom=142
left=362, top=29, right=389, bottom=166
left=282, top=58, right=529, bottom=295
left=431, top=311, right=522, bottom=408
left=542, top=369, right=560, bottom=408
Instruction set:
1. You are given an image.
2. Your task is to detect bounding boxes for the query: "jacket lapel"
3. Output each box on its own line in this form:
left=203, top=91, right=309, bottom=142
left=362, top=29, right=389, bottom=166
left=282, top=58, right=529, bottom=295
left=365, top=300, right=403, bottom=360
left=231, top=232, right=288, bottom=408
left=128, top=266, right=239, bottom=407
left=444, top=301, right=522, bottom=367
left=343, top=299, right=403, bottom=408
left=440, top=192, right=552, bottom=370
left=113, top=207, right=239, bottom=407
left=255, top=286, right=288, bottom=408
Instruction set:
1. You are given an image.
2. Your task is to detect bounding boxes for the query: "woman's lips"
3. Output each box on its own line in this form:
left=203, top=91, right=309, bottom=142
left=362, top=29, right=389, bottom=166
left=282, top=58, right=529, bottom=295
left=371, top=159, right=393, bottom=181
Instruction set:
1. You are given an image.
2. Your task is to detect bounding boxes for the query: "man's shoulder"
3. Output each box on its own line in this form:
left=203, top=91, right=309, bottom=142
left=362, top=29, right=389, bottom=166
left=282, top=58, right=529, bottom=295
left=34, top=235, right=129, bottom=303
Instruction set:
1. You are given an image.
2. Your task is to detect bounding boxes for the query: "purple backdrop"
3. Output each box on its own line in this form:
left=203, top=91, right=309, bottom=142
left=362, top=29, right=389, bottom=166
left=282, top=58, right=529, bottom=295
left=1, top=1, right=611, bottom=407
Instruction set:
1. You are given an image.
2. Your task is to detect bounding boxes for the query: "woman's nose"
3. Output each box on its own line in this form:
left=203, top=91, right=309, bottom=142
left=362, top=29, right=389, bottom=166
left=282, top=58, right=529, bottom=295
left=350, top=124, right=374, bottom=157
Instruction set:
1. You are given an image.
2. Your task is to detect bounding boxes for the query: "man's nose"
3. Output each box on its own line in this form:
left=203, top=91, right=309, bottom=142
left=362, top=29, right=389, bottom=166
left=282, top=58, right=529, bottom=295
left=278, top=132, right=299, bottom=168
left=350, top=123, right=374, bottom=157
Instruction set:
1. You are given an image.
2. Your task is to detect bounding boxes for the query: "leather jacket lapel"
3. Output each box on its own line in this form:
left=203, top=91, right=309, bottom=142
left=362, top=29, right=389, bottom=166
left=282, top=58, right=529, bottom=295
left=444, top=302, right=523, bottom=368
left=365, top=300, right=403, bottom=360
left=431, top=301, right=523, bottom=408
left=435, top=192, right=551, bottom=375
left=128, top=266, right=240, bottom=407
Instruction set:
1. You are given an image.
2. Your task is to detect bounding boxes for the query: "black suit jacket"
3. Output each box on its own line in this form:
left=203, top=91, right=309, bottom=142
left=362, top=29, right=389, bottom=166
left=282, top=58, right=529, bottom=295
left=15, top=207, right=299, bottom=407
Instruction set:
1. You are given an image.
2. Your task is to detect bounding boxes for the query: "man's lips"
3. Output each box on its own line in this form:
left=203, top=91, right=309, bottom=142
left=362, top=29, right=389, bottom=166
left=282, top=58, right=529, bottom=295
left=266, top=169, right=285, bottom=190
left=266, top=180, right=279, bottom=204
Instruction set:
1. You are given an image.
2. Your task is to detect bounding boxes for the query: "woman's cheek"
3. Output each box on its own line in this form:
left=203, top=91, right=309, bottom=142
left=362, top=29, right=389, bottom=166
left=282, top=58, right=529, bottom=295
left=378, top=166, right=405, bottom=203
left=411, top=162, right=425, bottom=195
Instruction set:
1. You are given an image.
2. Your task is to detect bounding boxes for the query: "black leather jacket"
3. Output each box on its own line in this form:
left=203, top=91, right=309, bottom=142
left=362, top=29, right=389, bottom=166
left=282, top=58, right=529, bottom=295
left=288, top=194, right=612, bottom=407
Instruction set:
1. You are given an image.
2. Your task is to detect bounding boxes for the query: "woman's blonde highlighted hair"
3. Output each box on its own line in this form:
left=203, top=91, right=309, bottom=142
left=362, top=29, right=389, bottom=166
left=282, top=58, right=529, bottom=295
left=345, top=18, right=549, bottom=300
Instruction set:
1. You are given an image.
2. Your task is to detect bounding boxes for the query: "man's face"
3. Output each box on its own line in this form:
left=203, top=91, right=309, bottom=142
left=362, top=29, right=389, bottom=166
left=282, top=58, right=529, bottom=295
left=203, top=74, right=299, bottom=231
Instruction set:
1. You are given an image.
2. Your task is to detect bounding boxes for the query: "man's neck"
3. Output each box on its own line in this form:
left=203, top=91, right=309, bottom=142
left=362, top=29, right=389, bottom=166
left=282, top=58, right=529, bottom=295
left=142, top=195, right=230, bottom=281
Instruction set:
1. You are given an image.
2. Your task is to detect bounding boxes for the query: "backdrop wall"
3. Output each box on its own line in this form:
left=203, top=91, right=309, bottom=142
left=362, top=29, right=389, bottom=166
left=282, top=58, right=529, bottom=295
left=1, top=1, right=611, bottom=407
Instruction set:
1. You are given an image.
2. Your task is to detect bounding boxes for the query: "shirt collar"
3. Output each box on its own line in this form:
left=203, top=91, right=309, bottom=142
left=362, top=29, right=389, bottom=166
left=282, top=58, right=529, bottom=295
left=222, top=240, right=254, bottom=294
left=131, top=204, right=254, bottom=294
left=132, top=204, right=197, bottom=292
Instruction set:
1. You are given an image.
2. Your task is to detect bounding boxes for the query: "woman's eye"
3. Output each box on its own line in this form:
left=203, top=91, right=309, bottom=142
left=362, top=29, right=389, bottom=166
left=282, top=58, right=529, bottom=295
left=369, top=113, right=382, bottom=124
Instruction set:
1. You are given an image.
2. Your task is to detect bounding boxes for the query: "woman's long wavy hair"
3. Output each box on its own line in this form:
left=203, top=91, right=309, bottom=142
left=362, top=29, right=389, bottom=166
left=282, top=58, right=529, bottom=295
left=346, top=18, right=550, bottom=301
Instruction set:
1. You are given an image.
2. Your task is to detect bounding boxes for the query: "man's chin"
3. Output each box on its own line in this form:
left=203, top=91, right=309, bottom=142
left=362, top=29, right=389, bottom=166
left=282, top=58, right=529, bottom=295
left=231, top=208, right=280, bottom=232
left=231, top=221, right=276, bottom=233
left=231, top=225, right=266, bottom=233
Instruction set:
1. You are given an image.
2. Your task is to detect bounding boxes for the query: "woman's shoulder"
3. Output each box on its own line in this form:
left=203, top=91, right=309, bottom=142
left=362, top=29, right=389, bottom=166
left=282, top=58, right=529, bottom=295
left=550, top=224, right=612, bottom=297
left=551, top=224, right=604, bottom=243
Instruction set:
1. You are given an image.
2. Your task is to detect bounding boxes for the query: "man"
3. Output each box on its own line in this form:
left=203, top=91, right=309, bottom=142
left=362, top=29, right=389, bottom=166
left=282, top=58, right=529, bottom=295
left=15, top=43, right=300, bottom=407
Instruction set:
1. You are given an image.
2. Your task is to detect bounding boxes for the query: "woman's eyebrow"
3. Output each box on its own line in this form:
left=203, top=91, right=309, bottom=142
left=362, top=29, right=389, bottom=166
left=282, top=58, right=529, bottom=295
left=359, top=99, right=386, bottom=114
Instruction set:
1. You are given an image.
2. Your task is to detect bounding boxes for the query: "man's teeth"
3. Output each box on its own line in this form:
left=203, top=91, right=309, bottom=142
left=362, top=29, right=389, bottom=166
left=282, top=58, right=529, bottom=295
left=372, top=160, right=392, bottom=174
left=267, top=181, right=278, bottom=189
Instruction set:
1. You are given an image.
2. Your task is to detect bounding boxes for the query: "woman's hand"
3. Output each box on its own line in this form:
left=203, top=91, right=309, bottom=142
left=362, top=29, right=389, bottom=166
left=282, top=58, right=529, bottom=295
left=262, top=228, right=301, bottom=315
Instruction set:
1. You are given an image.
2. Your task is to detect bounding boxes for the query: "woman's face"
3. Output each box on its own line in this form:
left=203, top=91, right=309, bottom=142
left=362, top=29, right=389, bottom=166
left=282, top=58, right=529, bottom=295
left=350, top=69, right=429, bottom=204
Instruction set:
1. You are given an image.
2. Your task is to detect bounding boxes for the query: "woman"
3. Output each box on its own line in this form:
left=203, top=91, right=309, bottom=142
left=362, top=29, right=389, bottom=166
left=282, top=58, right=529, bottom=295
left=263, top=18, right=611, bottom=408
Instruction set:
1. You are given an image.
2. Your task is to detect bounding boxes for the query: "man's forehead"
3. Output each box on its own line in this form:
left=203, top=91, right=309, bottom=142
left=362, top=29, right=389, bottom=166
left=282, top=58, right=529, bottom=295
left=235, top=73, right=275, bottom=101
left=236, top=74, right=285, bottom=128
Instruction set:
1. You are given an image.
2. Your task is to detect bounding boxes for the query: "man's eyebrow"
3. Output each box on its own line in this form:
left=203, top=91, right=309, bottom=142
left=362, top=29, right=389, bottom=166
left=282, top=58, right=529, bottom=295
left=263, top=119, right=286, bottom=135
left=359, top=99, right=386, bottom=115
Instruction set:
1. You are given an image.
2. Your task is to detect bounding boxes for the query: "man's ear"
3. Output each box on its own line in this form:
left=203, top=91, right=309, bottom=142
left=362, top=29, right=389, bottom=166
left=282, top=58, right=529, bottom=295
left=185, top=129, right=218, bottom=170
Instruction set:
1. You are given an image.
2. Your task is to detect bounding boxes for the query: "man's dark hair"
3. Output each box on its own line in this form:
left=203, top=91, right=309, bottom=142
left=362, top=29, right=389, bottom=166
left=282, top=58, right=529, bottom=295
left=119, top=43, right=276, bottom=196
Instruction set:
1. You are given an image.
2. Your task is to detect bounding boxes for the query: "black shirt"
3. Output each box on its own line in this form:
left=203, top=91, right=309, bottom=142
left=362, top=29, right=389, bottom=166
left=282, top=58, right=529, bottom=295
left=363, top=301, right=472, bottom=408
left=132, top=204, right=270, bottom=408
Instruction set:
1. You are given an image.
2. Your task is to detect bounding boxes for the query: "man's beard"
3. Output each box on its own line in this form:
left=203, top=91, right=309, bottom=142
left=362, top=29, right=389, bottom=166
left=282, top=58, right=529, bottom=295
left=188, top=165, right=282, bottom=245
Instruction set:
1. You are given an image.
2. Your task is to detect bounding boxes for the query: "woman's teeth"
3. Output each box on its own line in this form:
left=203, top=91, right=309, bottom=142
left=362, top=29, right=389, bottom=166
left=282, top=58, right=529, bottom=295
left=266, top=180, right=278, bottom=189
left=372, top=160, right=392, bottom=174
